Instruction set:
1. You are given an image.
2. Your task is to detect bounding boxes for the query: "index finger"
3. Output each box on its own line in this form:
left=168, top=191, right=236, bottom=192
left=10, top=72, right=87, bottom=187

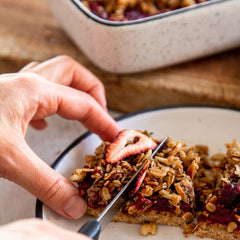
left=21, top=75, right=120, bottom=141
left=23, top=56, right=107, bottom=110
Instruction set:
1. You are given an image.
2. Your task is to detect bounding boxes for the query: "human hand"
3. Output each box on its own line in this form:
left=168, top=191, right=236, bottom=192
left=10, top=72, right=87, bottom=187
left=0, top=56, right=120, bottom=219
left=0, top=218, right=91, bottom=240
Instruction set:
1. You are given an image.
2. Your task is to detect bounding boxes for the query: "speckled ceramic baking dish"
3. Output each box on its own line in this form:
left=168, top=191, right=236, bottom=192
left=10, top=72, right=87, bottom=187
left=46, top=0, right=240, bottom=74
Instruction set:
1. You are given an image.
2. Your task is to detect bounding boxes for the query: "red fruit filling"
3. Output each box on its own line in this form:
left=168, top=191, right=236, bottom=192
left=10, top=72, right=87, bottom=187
left=219, top=183, right=240, bottom=207
left=120, top=193, right=192, bottom=215
left=128, top=160, right=150, bottom=198
left=198, top=183, right=240, bottom=230
left=105, top=129, right=157, bottom=164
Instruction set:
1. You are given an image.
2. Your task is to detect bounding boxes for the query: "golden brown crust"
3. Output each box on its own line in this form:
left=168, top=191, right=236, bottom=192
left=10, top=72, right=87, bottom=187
left=87, top=207, right=188, bottom=227
left=194, top=221, right=240, bottom=240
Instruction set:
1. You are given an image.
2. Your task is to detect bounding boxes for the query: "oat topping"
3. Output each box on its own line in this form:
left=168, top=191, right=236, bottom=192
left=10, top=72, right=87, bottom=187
left=71, top=130, right=240, bottom=239
left=71, top=131, right=200, bottom=223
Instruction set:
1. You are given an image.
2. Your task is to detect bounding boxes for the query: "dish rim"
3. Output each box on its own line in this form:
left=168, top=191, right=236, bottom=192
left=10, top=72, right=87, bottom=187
left=35, top=105, right=240, bottom=219
left=70, top=0, right=226, bottom=26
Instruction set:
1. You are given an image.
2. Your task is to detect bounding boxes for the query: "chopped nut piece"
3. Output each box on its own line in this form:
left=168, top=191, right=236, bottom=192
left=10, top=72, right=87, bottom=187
left=168, top=142, right=182, bottom=157
left=149, top=166, right=170, bottom=179
left=209, top=195, right=217, bottom=203
left=174, top=162, right=184, bottom=175
left=128, top=205, right=137, bottom=215
left=106, top=164, right=112, bottom=172
left=112, top=180, right=122, bottom=187
left=165, top=173, right=175, bottom=188
left=202, top=211, right=209, bottom=217
left=141, top=185, right=153, bottom=196
left=227, top=221, right=237, bottom=233
left=206, top=202, right=216, bottom=213
left=182, top=212, right=194, bottom=223
left=187, top=160, right=198, bottom=179
left=174, top=182, right=188, bottom=203
left=71, top=168, right=93, bottom=182
left=159, top=190, right=182, bottom=206
left=183, top=223, right=196, bottom=237
left=139, top=222, right=158, bottom=236
left=100, top=187, right=111, bottom=203
left=155, top=156, right=181, bottom=167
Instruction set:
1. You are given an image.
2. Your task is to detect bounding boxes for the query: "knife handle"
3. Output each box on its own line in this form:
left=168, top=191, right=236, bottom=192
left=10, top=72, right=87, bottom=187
left=78, top=220, right=101, bottom=240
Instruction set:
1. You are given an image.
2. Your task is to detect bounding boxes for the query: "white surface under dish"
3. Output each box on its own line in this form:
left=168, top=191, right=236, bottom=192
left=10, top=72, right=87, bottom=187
left=37, top=106, right=240, bottom=240
left=46, top=0, right=240, bottom=74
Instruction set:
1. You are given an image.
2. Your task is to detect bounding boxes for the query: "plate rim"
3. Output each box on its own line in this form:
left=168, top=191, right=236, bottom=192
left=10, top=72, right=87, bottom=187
left=35, top=105, right=240, bottom=219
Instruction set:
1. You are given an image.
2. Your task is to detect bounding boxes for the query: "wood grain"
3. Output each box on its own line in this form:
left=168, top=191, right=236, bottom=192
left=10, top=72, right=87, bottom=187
left=0, top=0, right=240, bottom=112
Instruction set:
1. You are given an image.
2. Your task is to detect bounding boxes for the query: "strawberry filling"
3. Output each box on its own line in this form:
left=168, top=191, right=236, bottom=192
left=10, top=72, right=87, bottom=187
left=198, top=183, right=240, bottom=230
left=198, top=206, right=240, bottom=231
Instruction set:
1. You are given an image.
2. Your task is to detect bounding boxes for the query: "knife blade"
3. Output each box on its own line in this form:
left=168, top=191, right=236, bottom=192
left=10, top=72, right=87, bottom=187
left=78, top=136, right=168, bottom=240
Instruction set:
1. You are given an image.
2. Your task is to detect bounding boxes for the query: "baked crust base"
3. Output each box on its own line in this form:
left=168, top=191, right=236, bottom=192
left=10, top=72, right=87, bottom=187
left=195, top=221, right=240, bottom=240
left=87, top=208, right=187, bottom=227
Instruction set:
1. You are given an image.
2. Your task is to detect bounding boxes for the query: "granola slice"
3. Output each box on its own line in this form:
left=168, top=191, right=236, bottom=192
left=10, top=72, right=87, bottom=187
left=71, top=129, right=201, bottom=233
left=194, top=139, right=240, bottom=240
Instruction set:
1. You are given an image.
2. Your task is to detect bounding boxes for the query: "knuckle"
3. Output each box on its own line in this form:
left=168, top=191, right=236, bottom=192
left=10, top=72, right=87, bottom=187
left=13, top=72, right=42, bottom=88
left=56, top=55, right=74, bottom=65
left=40, top=177, right=68, bottom=203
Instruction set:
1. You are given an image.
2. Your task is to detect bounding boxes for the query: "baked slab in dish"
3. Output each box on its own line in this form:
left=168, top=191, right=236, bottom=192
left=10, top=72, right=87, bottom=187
left=46, top=0, right=240, bottom=73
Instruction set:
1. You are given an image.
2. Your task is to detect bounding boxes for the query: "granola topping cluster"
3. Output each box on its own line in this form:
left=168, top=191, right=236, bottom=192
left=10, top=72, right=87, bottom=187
left=71, top=129, right=240, bottom=238
left=71, top=135, right=200, bottom=222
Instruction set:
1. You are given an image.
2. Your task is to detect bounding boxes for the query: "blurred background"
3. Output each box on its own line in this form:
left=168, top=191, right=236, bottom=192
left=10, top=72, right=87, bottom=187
left=1, top=0, right=240, bottom=114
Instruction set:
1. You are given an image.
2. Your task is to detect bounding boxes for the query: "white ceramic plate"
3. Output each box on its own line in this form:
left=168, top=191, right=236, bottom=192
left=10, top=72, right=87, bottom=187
left=36, top=106, right=240, bottom=240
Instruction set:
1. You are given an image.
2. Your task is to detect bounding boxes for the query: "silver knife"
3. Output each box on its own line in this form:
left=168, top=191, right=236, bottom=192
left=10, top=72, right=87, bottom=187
left=78, top=136, right=168, bottom=240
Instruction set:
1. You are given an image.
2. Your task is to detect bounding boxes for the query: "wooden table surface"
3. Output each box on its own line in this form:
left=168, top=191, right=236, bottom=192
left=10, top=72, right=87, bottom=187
left=1, top=0, right=240, bottom=113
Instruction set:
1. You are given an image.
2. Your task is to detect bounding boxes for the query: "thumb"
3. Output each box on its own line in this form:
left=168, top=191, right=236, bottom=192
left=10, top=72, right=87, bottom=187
left=2, top=135, right=87, bottom=219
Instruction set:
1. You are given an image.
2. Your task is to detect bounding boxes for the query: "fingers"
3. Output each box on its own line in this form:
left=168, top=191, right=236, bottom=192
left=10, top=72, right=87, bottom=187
left=25, top=77, right=120, bottom=141
left=0, top=135, right=87, bottom=219
left=1, top=218, right=91, bottom=240
left=24, top=56, right=107, bottom=110
left=49, top=83, right=120, bottom=141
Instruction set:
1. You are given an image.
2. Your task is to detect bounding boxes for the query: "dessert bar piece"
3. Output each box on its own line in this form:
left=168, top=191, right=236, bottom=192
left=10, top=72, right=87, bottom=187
left=194, top=139, right=240, bottom=240
left=71, top=129, right=201, bottom=230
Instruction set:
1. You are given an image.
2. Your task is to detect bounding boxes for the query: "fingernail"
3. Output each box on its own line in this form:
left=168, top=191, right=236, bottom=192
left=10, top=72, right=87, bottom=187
left=64, top=195, right=87, bottom=219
